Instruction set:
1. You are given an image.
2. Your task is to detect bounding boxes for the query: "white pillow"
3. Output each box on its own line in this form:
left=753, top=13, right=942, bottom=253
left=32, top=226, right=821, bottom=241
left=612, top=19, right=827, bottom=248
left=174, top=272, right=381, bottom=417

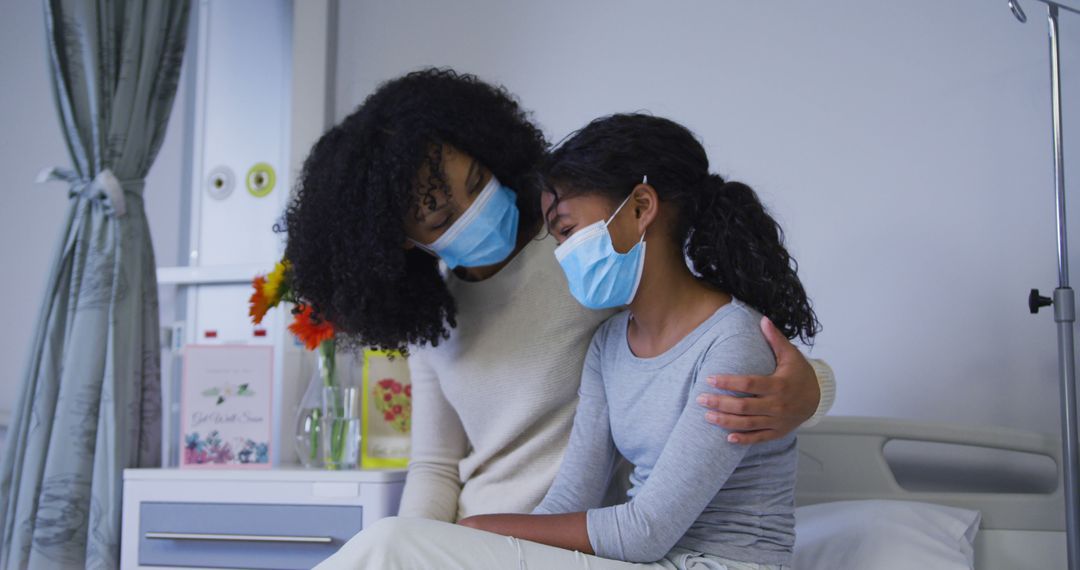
left=793, top=500, right=981, bottom=570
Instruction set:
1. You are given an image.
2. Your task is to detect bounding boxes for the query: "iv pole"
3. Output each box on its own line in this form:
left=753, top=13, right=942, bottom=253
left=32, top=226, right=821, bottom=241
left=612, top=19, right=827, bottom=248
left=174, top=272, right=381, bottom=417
left=1017, top=1, right=1080, bottom=569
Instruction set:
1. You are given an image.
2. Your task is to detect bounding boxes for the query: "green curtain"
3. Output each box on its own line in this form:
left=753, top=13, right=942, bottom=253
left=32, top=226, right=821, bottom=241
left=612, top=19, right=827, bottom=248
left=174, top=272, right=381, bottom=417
left=0, top=1, right=190, bottom=568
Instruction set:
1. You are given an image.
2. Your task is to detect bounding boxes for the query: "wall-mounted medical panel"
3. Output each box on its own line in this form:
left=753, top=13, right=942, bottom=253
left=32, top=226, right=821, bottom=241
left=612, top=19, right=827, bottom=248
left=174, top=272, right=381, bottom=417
left=169, top=0, right=301, bottom=468
left=191, top=283, right=278, bottom=346
left=191, top=0, right=292, bottom=270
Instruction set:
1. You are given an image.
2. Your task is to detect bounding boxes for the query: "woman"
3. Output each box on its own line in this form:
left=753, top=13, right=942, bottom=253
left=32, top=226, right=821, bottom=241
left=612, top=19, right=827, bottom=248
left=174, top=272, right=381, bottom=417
left=284, top=69, right=834, bottom=526
left=317, top=113, right=815, bottom=569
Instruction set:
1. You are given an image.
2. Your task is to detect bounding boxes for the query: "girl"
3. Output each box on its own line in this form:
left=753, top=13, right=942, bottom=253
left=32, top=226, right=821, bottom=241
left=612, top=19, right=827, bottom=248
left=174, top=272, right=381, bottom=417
left=316, top=113, right=818, bottom=569
left=286, top=68, right=833, bottom=529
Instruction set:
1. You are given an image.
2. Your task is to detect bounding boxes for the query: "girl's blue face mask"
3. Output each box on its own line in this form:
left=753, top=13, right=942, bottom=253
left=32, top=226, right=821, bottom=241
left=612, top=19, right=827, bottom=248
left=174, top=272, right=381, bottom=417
left=553, top=190, right=646, bottom=310
left=412, top=176, right=520, bottom=269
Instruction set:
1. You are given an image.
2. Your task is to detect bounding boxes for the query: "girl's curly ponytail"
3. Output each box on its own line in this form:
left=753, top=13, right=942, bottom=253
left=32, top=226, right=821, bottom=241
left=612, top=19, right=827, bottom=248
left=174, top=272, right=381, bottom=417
left=687, top=174, right=819, bottom=343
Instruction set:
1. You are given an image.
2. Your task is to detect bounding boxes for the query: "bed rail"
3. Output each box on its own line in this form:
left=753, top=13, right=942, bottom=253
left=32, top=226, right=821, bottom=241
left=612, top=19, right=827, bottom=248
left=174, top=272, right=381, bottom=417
left=796, top=416, right=1064, bottom=531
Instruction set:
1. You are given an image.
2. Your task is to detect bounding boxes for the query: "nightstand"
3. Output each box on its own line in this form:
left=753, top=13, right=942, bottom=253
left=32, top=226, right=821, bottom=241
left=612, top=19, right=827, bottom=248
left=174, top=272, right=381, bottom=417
left=120, top=468, right=406, bottom=569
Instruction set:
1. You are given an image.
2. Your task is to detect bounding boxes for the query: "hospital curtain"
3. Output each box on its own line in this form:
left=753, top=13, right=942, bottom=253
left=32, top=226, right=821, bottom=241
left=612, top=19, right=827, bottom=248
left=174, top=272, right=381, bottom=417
left=0, top=1, right=190, bottom=568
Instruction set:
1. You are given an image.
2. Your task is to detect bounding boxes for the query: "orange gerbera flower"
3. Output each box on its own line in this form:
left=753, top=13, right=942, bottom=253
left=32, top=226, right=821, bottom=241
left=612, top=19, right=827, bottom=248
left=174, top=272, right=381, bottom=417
left=249, top=275, right=271, bottom=325
left=288, top=304, right=335, bottom=350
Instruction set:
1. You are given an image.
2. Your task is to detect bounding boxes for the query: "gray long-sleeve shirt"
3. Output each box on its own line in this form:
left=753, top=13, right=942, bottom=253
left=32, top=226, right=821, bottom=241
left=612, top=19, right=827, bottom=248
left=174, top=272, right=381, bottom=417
left=533, top=299, right=797, bottom=566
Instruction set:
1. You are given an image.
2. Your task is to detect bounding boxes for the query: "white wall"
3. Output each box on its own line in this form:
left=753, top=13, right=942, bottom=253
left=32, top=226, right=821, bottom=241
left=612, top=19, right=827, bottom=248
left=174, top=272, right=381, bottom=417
left=2, top=0, right=1075, bottom=442
left=336, top=0, right=1080, bottom=436
left=0, top=3, right=187, bottom=419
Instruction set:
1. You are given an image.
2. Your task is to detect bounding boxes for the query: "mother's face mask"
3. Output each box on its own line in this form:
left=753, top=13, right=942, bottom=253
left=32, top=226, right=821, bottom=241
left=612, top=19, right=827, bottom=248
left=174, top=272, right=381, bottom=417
left=410, top=175, right=520, bottom=269
left=404, top=146, right=520, bottom=269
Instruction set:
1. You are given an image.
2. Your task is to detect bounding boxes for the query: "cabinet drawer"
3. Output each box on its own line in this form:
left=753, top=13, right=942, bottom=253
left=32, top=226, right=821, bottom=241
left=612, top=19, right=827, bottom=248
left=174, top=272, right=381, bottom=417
left=139, top=502, right=363, bottom=569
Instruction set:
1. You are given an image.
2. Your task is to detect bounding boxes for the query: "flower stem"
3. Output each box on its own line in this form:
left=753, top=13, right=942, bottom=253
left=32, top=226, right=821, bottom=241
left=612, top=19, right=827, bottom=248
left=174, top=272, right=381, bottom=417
left=318, top=340, right=337, bottom=388
left=317, top=339, right=348, bottom=468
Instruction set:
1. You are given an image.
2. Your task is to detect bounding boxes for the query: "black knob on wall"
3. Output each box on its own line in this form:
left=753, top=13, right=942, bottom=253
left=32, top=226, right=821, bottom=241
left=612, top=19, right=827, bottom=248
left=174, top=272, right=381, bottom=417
left=1030, top=289, right=1053, bottom=314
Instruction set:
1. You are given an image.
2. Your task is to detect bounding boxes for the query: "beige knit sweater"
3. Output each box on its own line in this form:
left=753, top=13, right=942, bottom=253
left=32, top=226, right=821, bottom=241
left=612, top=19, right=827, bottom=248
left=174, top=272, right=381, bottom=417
left=397, top=233, right=835, bottom=522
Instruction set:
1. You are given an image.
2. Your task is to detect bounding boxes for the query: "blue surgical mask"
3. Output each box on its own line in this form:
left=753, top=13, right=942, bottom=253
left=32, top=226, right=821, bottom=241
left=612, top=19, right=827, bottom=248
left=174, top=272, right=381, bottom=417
left=412, top=176, right=520, bottom=269
left=554, top=192, right=646, bottom=310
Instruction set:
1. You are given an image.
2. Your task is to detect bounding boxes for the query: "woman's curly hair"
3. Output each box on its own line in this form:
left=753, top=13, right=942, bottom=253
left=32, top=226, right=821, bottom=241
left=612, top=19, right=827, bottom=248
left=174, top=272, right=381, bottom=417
left=283, top=69, right=548, bottom=354
left=542, top=113, right=821, bottom=343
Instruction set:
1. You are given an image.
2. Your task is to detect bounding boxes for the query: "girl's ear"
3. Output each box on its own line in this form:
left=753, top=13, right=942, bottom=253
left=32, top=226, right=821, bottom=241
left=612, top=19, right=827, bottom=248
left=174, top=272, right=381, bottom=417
left=632, top=182, right=660, bottom=234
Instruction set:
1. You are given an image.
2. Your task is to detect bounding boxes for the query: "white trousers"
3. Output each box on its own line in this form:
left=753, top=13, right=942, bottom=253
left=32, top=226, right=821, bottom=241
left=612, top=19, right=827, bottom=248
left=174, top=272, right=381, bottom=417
left=313, top=516, right=786, bottom=570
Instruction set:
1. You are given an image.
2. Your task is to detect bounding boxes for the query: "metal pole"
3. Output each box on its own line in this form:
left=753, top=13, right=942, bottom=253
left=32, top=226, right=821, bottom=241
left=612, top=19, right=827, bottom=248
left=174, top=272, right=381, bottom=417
left=1046, top=4, right=1080, bottom=569
left=1050, top=5, right=1071, bottom=287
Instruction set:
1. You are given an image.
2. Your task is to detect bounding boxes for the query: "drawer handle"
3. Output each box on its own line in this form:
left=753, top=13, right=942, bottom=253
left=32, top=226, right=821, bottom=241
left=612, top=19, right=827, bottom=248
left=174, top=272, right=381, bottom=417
left=145, top=531, right=333, bottom=544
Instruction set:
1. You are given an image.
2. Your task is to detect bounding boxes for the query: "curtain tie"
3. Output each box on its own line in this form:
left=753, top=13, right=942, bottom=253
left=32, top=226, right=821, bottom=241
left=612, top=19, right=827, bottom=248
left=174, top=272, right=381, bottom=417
left=35, top=167, right=142, bottom=218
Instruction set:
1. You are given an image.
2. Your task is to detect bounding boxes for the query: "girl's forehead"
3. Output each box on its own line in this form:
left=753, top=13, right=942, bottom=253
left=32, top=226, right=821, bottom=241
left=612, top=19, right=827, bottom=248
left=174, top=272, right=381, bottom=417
left=546, top=190, right=612, bottom=208
left=545, top=191, right=617, bottom=225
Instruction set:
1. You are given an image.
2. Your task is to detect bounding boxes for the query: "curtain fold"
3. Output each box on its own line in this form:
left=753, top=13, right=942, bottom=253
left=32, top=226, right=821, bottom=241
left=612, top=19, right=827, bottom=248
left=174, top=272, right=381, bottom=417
left=0, top=1, right=190, bottom=568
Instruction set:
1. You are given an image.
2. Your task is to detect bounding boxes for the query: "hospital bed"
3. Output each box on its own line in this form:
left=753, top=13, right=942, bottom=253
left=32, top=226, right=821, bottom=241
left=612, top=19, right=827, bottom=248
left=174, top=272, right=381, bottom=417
left=795, top=416, right=1067, bottom=569
left=120, top=415, right=1065, bottom=569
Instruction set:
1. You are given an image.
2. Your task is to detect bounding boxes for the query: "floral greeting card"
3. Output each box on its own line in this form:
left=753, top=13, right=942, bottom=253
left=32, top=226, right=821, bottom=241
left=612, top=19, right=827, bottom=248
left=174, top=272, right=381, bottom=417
left=181, top=345, right=273, bottom=468
left=361, top=349, right=411, bottom=468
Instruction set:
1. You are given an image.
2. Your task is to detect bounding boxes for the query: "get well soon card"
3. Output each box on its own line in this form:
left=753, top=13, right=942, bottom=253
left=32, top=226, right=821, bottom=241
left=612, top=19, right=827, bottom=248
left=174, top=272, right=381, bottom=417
left=181, top=345, right=273, bottom=468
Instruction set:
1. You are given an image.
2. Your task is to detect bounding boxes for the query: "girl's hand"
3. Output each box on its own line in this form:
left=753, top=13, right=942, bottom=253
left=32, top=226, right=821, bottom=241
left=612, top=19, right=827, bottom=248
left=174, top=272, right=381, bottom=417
left=698, top=316, right=820, bottom=444
left=457, top=515, right=493, bottom=532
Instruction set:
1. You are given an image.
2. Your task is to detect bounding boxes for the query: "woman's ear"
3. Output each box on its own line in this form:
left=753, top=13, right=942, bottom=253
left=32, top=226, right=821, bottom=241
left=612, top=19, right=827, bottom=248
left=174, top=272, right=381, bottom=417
left=632, top=182, right=660, bottom=234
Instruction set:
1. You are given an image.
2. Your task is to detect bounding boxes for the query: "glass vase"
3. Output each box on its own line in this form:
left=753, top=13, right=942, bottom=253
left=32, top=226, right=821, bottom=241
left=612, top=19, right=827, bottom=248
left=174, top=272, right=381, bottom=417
left=293, top=340, right=339, bottom=468
left=321, top=385, right=361, bottom=470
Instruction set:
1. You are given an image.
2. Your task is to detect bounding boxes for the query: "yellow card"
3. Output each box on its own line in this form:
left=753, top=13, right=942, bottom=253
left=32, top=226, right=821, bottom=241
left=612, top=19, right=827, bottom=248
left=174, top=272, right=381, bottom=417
left=361, top=349, right=411, bottom=468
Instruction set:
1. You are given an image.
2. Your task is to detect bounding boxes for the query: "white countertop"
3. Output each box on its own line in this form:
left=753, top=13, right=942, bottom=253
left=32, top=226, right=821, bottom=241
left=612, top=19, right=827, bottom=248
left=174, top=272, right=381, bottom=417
left=124, top=467, right=407, bottom=483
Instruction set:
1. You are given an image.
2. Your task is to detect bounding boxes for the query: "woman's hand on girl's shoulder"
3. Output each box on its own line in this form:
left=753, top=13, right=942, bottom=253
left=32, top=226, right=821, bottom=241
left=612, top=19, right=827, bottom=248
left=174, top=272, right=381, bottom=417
left=698, top=316, right=819, bottom=444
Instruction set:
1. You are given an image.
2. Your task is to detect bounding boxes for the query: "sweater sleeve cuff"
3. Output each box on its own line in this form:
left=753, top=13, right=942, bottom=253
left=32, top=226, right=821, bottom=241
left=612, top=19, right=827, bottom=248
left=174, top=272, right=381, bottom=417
left=586, top=507, right=618, bottom=560
left=803, top=359, right=836, bottom=428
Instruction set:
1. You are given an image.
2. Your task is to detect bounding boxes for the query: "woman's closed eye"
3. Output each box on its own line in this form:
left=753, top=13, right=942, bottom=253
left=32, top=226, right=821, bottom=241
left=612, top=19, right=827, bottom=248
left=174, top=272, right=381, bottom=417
left=432, top=213, right=454, bottom=230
